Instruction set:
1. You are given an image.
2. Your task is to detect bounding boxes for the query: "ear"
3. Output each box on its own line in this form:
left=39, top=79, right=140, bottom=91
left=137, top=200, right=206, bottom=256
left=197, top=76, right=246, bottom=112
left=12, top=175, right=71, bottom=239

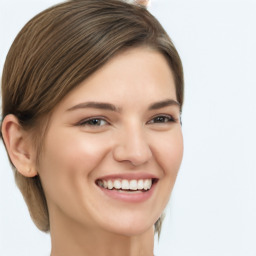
left=1, top=114, right=38, bottom=177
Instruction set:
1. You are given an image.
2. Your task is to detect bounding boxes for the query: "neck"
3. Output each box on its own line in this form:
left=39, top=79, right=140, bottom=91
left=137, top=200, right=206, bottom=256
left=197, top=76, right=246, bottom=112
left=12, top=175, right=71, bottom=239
left=49, top=211, right=154, bottom=256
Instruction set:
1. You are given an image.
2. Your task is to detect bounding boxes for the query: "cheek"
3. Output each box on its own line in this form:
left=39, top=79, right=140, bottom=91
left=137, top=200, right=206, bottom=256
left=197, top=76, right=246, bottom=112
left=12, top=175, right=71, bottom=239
left=166, top=130, right=183, bottom=174
left=37, top=129, right=114, bottom=224
left=38, top=130, right=110, bottom=199
left=146, top=128, right=183, bottom=220
left=153, top=128, right=183, bottom=176
left=41, top=130, right=109, bottom=172
left=152, top=128, right=183, bottom=204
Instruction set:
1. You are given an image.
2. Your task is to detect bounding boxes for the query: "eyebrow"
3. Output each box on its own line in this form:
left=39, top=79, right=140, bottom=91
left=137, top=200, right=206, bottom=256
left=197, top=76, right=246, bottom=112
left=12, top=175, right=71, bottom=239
left=148, top=99, right=180, bottom=110
left=66, top=102, right=120, bottom=112
left=66, top=99, right=180, bottom=112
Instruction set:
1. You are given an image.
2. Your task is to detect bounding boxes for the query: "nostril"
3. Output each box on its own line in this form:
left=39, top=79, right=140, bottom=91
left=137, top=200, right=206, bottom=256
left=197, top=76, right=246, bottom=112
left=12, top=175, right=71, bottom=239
left=113, top=144, right=152, bottom=167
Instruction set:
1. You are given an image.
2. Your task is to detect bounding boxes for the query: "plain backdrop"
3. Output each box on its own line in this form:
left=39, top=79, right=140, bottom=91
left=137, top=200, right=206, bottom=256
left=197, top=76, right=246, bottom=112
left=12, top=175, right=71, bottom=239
left=1, top=0, right=256, bottom=255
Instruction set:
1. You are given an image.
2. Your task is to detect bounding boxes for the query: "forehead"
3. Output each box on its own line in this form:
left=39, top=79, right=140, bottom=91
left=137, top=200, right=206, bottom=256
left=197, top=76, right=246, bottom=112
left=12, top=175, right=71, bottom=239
left=55, top=47, right=176, bottom=112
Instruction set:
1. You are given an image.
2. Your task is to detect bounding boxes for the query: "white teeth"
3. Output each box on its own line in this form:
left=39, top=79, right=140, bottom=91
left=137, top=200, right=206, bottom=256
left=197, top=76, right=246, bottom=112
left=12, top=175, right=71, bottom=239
left=129, top=180, right=138, bottom=190
left=98, top=178, right=154, bottom=191
left=144, top=179, right=152, bottom=190
left=103, top=180, right=108, bottom=188
left=107, top=180, right=113, bottom=189
left=137, top=179, right=144, bottom=190
left=113, top=180, right=122, bottom=189
left=121, top=180, right=129, bottom=190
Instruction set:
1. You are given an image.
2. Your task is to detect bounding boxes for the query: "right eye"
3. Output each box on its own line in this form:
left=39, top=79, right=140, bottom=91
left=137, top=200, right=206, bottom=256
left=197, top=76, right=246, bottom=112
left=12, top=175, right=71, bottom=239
left=147, top=114, right=177, bottom=125
left=79, top=118, right=109, bottom=127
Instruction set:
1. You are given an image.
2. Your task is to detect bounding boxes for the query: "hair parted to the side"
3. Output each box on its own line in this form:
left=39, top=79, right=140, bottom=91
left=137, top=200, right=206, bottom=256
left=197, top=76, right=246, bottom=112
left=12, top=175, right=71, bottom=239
left=0, top=0, right=183, bottom=237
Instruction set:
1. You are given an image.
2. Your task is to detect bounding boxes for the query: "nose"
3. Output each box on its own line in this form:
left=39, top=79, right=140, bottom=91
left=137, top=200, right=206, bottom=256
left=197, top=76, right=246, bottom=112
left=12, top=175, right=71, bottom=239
left=112, top=125, right=153, bottom=166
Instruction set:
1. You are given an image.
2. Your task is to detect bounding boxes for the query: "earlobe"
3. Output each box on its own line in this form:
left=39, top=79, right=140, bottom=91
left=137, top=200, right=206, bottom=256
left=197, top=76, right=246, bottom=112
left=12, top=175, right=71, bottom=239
left=1, top=114, right=38, bottom=177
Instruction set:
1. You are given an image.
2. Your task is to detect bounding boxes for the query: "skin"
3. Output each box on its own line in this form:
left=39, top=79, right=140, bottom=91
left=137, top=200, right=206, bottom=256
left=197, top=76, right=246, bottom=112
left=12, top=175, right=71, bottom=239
left=136, top=0, right=150, bottom=6
left=2, top=47, right=183, bottom=256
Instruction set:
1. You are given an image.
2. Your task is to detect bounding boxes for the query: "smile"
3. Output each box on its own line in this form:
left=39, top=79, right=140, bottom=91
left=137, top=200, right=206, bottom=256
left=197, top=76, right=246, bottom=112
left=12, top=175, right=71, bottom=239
left=96, top=177, right=158, bottom=203
left=96, top=178, right=154, bottom=191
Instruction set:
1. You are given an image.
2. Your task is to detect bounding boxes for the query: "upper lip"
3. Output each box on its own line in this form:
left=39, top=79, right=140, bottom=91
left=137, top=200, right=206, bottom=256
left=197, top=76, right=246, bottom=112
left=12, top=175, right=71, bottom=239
left=96, top=172, right=158, bottom=181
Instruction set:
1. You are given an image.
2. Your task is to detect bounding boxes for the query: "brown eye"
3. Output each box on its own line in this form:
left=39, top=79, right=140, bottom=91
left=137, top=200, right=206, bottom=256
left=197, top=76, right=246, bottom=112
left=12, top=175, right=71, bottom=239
left=80, top=118, right=108, bottom=127
left=147, top=115, right=175, bottom=124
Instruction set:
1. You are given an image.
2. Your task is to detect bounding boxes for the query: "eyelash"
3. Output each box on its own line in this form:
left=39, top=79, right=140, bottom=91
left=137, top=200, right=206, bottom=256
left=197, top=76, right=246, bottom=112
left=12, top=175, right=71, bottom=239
left=147, top=114, right=177, bottom=124
left=78, top=117, right=108, bottom=127
left=78, top=114, right=177, bottom=127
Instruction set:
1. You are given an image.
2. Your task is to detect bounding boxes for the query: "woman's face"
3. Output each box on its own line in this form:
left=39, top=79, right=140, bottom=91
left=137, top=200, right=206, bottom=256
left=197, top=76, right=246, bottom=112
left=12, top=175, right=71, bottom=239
left=38, top=47, right=183, bottom=236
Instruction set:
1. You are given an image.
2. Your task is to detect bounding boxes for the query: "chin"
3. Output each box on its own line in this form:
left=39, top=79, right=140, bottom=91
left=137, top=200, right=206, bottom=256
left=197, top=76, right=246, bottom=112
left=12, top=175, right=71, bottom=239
left=110, top=226, right=152, bottom=237
left=99, top=214, right=157, bottom=237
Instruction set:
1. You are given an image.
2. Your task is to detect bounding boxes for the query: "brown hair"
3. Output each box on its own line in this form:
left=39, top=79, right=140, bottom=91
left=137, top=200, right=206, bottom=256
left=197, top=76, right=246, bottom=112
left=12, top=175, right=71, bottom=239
left=0, top=0, right=183, bottom=237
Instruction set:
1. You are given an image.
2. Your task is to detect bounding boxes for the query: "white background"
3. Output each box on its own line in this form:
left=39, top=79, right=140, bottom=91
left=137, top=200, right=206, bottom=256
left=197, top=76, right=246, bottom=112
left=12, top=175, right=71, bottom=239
left=1, top=0, right=256, bottom=255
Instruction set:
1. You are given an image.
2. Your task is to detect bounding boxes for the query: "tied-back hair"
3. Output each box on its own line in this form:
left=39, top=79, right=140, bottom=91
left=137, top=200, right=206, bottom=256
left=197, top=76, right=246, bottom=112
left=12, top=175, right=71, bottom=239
left=0, top=0, right=183, bottom=237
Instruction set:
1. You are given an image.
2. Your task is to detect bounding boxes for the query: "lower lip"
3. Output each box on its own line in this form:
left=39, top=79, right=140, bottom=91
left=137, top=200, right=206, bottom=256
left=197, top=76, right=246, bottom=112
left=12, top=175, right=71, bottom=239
left=97, top=182, right=157, bottom=203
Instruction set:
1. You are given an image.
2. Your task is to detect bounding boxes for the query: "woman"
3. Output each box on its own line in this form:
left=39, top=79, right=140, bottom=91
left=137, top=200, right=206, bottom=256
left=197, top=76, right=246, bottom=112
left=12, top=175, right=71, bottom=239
left=0, top=0, right=184, bottom=255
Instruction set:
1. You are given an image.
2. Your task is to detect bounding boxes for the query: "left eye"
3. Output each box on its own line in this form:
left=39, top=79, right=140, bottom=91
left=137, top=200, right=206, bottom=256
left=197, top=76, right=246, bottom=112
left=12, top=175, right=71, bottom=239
left=147, top=115, right=174, bottom=124
left=80, top=118, right=108, bottom=126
